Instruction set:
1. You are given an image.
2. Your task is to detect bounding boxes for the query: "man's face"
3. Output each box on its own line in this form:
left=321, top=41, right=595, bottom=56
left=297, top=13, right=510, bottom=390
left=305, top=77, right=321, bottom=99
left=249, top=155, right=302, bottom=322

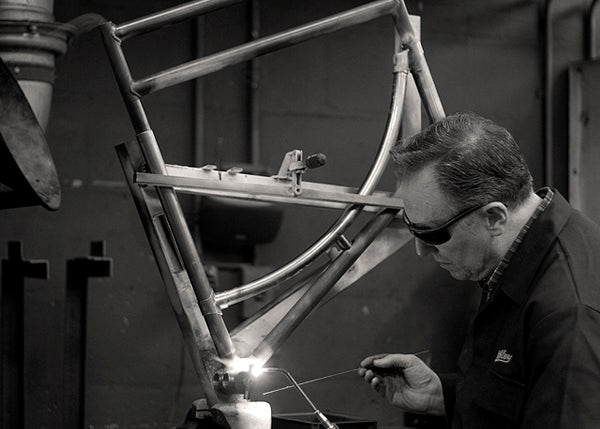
left=397, top=164, right=495, bottom=281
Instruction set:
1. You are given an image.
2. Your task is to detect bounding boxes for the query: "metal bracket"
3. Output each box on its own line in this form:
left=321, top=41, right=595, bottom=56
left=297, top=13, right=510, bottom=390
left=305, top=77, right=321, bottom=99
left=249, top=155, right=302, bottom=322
left=273, top=150, right=305, bottom=196
left=272, top=150, right=328, bottom=196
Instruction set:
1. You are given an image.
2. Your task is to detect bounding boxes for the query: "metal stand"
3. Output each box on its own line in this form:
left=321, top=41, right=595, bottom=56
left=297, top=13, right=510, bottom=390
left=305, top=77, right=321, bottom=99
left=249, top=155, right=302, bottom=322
left=63, top=241, right=112, bottom=428
left=1, top=241, right=49, bottom=428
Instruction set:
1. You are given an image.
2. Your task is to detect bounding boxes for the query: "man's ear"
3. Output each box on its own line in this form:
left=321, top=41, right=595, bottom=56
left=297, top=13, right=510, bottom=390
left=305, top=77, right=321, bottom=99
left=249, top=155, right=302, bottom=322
left=483, top=202, right=508, bottom=236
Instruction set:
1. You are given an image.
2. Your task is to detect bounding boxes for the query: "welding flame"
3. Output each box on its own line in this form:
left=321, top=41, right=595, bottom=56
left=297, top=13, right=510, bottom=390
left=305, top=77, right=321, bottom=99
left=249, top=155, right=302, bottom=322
left=216, top=356, right=265, bottom=377
left=250, top=364, right=265, bottom=377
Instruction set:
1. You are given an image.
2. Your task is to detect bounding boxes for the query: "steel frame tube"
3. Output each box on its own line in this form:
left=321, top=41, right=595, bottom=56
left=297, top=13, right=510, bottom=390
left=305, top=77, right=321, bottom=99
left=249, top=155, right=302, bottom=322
left=392, top=0, right=444, bottom=122
left=131, top=0, right=398, bottom=96
left=137, top=130, right=235, bottom=359
left=115, top=0, right=245, bottom=41
left=403, top=38, right=444, bottom=122
left=116, top=143, right=220, bottom=405
left=215, top=51, right=409, bottom=308
left=101, top=22, right=235, bottom=360
left=100, top=22, right=150, bottom=133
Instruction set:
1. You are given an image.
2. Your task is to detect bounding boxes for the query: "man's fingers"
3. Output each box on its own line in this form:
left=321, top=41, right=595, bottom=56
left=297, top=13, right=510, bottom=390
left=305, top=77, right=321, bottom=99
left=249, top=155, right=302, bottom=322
left=373, top=353, right=420, bottom=370
left=360, top=353, right=389, bottom=368
left=370, top=376, right=383, bottom=390
left=361, top=368, right=377, bottom=383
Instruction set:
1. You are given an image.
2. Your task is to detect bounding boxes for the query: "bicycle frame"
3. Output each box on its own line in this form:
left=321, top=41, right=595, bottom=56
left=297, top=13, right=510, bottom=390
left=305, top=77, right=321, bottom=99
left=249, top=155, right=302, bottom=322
left=103, top=0, right=444, bottom=409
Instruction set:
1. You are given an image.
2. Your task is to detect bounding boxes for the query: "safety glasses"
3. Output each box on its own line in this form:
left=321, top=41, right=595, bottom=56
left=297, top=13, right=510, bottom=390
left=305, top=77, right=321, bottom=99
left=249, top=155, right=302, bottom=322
left=402, top=203, right=486, bottom=245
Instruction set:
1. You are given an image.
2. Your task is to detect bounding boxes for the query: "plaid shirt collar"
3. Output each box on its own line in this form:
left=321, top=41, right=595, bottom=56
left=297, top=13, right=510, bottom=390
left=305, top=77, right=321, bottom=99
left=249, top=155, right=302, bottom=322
left=479, top=187, right=554, bottom=303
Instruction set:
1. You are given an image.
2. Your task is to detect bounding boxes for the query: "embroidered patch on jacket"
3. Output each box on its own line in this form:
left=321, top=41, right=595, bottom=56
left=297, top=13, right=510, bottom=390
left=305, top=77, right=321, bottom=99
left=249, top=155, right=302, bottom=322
left=494, top=349, right=513, bottom=364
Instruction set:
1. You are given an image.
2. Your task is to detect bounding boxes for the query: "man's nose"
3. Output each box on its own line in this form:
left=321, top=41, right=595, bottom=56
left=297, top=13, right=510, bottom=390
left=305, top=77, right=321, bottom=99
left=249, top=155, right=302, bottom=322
left=415, top=237, right=435, bottom=256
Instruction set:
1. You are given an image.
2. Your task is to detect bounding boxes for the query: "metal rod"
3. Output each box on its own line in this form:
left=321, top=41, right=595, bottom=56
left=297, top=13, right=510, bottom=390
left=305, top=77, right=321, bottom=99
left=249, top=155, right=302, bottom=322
left=135, top=172, right=404, bottom=209
left=100, top=22, right=150, bottom=132
left=262, top=349, right=430, bottom=395
left=263, top=368, right=358, bottom=396
left=164, top=163, right=398, bottom=197
left=115, top=0, right=245, bottom=40
left=102, top=22, right=235, bottom=360
left=215, top=52, right=409, bottom=309
left=392, top=0, right=445, bottom=122
left=175, top=186, right=396, bottom=213
left=131, top=0, right=398, bottom=96
left=262, top=368, right=340, bottom=429
left=262, top=368, right=319, bottom=410
left=136, top=131, right=236, bottom=360
left=116, top=143, right=221, bottom=405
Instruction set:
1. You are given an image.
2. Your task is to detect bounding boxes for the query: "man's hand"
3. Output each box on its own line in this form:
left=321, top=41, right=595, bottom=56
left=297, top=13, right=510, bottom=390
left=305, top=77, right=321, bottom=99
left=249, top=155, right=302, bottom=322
left=358, top=353, right=445, bottom=416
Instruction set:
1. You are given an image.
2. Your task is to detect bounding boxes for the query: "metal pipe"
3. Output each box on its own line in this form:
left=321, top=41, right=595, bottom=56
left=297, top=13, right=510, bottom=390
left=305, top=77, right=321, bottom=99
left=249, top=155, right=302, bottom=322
left=115, top=0, right=245, bottom=41
left=135, top=172, right=404, bottom=209
left=392, top=0, right=445, bottom=122
left=137, top=130, right=236, bottom=359
left=116, top=143, right=220, bottom=406
left=102, top=22, right=235, bottom=360
left=100, top=22, right=150, bottom=132
left=589, top=0, right=600, bottom=59
left=131, top=0, right=397, bottom=96
left=215, top=51, right=409, bottom=307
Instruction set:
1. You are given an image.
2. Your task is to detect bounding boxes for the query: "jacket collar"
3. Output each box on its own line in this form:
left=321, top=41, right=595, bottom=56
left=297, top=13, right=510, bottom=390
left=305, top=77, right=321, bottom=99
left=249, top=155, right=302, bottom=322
left=497, top=190, right=572, bottom=305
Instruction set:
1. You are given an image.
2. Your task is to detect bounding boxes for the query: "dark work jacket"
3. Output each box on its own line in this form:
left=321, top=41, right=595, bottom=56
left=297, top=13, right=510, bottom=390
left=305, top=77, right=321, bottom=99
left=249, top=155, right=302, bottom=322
left=439, top=191, right=600, bottom=429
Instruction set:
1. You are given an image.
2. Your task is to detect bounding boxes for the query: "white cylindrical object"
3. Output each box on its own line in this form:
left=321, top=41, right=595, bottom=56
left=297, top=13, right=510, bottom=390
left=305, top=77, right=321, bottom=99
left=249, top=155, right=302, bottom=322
left=194, top=399, right=272, bottom=429
left=0, top=0, right=70, bottom=129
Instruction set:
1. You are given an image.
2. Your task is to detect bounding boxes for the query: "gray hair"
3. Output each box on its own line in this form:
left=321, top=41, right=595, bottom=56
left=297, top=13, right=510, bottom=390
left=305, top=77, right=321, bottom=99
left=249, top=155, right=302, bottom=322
left=391, top=112, right=533, bottom=209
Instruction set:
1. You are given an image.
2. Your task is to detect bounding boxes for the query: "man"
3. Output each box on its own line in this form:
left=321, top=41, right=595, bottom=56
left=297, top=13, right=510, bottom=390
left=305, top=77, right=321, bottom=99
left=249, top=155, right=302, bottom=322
left=358, top=112, right=600, bottom=428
